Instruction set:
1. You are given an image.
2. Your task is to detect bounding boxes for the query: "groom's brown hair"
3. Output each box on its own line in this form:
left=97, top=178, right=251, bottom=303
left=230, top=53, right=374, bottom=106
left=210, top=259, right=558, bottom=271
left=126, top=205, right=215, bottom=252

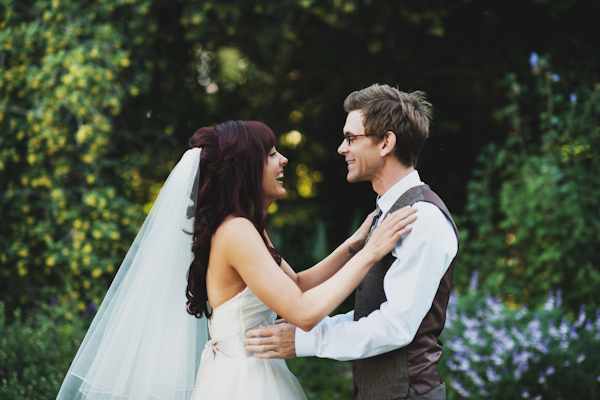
left=343, top=84, right=432, bottom=168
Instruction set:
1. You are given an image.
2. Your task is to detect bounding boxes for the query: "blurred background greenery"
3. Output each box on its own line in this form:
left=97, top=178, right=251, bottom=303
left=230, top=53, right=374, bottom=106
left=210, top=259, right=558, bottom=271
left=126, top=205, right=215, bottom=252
left=1, top=0, right=599, bottom=398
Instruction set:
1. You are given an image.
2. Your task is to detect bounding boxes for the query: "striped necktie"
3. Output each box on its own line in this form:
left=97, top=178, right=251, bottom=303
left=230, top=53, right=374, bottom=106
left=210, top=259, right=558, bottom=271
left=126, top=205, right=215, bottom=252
left=365, top=206, right=382, bottom=245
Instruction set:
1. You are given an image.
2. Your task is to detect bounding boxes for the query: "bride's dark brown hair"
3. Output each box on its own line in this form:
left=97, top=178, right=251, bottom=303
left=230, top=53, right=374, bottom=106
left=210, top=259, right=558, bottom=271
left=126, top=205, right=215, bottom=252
left=186, top=120, right=281, bottom=319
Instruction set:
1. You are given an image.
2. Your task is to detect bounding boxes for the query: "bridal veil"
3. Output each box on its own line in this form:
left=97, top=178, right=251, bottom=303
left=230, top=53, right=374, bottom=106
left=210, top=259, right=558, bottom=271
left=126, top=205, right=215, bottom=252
left=57, top=148, right=209, bottom=400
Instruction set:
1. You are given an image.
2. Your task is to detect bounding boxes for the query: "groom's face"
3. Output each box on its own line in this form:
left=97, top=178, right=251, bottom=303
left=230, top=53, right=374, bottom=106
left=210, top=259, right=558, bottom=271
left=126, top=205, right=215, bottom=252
left=338, top=110, right=382, bottom=184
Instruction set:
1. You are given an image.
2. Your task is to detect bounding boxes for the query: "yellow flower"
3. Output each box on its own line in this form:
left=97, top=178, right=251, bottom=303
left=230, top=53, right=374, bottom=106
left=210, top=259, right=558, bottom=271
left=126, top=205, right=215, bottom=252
left=46, top=257, right=56, bottom=266
left=91, top=268, right=102, bottom=278
left=82, top=243, right=92, bottom=253
left=82, top=256, right=91, bottom=266
left=106, top=264, right=115, bottom=273
left=85, top=195, right=97, bottom=207
left=86, top=174, right=95, bottom=184
left=18, top=249, right=29, bottom=257
left=21, top=205, right=30, bottom=213
left=92, top=230, right=102, bottom=239
left=109, top=231, right=120, bottom=240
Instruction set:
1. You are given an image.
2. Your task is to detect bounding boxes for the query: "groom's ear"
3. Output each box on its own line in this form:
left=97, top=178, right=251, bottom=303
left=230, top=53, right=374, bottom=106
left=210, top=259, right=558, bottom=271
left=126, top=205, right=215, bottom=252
left=380, top=131, right=396, bottom=157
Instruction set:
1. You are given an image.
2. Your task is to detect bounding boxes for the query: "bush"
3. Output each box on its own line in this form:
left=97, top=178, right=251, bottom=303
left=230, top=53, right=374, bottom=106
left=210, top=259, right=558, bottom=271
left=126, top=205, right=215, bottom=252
left=441, top=273, right=600, bottom=399
left=287, top=357, right=353, bottom=399
left=0, top=302, right=88, bottom=399
left=456, top=53, right=600, bottom=310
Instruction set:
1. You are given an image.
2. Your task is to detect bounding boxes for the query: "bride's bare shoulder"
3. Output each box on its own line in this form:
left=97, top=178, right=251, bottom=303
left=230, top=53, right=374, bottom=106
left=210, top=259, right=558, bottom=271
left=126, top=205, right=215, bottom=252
left=213, top=216, right=258, bottom=242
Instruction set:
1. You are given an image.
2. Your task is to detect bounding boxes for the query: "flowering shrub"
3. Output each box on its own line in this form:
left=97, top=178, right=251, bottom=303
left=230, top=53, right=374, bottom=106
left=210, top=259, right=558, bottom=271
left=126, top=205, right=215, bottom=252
left=441, top=273, right=600, bottom=399
left=456, top=52, right=600, bottom=311
left=0, top=302, right=87, bottom=399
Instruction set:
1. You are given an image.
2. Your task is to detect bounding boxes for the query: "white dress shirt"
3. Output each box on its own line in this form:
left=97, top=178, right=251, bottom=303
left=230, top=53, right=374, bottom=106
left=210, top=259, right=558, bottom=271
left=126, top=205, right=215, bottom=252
left=295, top=171, right=458, bottom=360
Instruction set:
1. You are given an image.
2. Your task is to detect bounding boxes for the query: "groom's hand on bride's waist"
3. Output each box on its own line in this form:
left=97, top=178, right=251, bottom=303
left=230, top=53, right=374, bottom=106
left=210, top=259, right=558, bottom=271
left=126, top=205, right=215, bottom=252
left=244, top=322, right=297, bottom=359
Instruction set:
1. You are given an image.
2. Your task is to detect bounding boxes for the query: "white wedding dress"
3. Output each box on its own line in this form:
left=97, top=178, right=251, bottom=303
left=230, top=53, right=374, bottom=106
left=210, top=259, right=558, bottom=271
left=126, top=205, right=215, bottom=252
left=190, top=286, right=307, bottom=400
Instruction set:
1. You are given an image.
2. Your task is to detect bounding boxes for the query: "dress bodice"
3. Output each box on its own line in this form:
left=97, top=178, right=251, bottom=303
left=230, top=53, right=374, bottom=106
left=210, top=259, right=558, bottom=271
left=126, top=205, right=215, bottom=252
left=206, top=287, right=275, bottom=359
left=192, top=287, right=307, bottom=399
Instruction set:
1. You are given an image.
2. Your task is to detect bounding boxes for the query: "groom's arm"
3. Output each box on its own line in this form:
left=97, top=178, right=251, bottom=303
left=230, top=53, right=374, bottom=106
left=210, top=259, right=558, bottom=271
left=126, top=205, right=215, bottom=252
left=247, top=202, right=456, bottom=361
left=245, top=311, right=354, bottom=359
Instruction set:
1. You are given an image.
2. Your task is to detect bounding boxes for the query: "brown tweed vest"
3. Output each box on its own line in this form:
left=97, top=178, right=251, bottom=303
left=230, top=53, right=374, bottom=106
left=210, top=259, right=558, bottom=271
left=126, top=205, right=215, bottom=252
left=352, top=185, right=459, bottom=400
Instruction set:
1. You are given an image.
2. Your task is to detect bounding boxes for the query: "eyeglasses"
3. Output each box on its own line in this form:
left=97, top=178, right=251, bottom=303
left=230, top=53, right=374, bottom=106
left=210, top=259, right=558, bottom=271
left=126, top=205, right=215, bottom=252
left=342, top=133, right=370, bottom=146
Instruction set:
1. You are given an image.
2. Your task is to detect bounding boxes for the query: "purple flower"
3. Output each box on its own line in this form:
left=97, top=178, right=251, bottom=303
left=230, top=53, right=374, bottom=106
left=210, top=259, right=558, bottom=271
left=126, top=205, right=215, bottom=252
left=486, top=366, right=501, bottom=382
left=538, top=372, right=546, bottom=384
left=50, top=296, right=57, bottom=305
left=450, top=378, right=471, bottom=398
left=546, top=365, right=555, bottom=375
left=469, top=269, right=479, bottom=291
left=574, top=304, right=586, bottom=328
left=585, top=319, right=593, bottom=331
left=552, top=74, right=560, bottom=82
left=577, top=353, right=586, bottom=363
left=570, top=93, right=577, bottom=104
left=522, top=390, right=530, bottom=398
left=529, top=52, right=539, bottom=68
left=544, top=290, right=555, bottom=311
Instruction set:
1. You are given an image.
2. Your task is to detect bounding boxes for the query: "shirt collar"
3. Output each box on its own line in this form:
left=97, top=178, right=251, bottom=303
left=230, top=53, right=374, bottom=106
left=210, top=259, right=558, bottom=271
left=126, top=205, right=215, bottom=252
left=376, top=170, right=423, bottom=216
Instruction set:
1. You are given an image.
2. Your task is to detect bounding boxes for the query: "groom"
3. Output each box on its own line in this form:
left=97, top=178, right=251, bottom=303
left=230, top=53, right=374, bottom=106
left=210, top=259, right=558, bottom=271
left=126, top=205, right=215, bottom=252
left=245, top=84, right=459, bottom=400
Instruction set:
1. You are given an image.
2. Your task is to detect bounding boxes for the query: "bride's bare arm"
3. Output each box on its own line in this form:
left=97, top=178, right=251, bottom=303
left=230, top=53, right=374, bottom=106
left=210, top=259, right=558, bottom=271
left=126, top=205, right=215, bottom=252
left=214, top=211, right=412, bottom=332
left=284, top=206, right=416, bottom=292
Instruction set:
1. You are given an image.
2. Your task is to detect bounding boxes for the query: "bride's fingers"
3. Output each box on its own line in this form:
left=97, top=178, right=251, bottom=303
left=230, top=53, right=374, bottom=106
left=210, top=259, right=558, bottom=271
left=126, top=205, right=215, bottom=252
left=376, top=207, right=417, bottom=232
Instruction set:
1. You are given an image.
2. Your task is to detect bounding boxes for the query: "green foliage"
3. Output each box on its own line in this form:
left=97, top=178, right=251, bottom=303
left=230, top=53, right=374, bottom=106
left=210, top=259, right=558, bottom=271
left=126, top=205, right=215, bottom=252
left=287, top=357, right=353, bottom=399
left=456, top=54, right=600, bottom=310
left=0, top=302, right=87, bottom=399
left=440, top=282, right=600, bottom=399
left=0, top=0, right=161, bottom=314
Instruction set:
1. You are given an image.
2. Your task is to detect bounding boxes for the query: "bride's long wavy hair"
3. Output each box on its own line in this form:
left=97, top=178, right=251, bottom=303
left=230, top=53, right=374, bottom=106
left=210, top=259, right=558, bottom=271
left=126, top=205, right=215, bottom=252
left=186, top=120, right=282, bottom=319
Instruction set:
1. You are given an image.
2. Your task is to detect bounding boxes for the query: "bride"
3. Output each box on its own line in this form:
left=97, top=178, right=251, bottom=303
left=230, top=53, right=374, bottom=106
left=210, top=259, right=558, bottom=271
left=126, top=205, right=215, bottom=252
left=57, top=120, right=416, bottom=399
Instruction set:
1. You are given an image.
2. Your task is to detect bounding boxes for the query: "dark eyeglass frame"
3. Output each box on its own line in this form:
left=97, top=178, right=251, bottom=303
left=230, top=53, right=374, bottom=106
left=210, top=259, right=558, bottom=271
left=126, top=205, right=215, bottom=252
left=342, top=133, right=371, bottom=145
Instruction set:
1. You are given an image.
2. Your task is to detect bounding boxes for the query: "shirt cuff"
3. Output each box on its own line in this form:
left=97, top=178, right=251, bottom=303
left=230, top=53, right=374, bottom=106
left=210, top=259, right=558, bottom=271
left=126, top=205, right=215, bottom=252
left=295, top=326, right=317, bottom=357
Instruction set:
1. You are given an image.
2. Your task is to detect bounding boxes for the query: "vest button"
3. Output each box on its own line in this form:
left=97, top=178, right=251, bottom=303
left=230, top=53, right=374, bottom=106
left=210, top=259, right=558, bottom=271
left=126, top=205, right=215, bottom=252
left=357, top=284, right=362, bottom=291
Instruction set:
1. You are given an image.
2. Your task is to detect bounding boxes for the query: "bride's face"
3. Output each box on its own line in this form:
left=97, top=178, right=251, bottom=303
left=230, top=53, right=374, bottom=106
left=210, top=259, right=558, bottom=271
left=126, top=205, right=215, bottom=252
left=262, top=147, right=288, bottom=205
